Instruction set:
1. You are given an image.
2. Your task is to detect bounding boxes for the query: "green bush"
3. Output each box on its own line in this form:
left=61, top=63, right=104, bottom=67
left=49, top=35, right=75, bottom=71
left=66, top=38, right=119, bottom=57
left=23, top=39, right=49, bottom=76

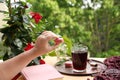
left=15, top=0, right=120, bottom=57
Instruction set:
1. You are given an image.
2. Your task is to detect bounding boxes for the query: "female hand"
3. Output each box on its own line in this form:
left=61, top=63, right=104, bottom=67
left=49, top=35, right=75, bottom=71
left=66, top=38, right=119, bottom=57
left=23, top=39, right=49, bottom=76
left=32, top=31, right=64, bottom=56
left=0, top=31, right=64, bottom=80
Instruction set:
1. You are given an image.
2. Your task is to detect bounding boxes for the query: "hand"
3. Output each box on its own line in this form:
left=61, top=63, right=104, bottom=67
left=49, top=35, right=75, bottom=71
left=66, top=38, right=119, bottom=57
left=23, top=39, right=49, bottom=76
left=32, top=31, right=64, bottom=56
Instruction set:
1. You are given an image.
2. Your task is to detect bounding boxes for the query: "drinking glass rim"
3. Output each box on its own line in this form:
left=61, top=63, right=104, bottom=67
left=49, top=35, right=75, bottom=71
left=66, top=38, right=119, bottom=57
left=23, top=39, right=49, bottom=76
left=72, top=44, right=88, bottom=52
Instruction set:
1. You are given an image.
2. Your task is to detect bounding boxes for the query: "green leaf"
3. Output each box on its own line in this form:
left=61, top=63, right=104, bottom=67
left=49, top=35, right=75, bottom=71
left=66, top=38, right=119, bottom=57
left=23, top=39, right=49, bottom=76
left=3, top=52, right=9, bottom=61
left=55, top=59, right=67, bottom=66
left=32, top=57, right=40, bottom=65
left=48, top=51, right=56, bottom=56
left=63, top=35, right=72, bottom=56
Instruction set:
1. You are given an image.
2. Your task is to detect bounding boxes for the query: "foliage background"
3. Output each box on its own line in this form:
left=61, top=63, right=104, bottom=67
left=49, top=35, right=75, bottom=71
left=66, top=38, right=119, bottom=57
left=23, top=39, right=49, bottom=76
left=0, top=0, right=119, bottom=59
left=0, top=0, right=42, bottom=65
left=28, top=0, right=120, bottom=58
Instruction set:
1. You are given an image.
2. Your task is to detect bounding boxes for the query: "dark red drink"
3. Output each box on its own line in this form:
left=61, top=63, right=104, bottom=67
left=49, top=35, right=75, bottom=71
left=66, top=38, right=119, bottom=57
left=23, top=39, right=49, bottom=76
left=72, top=50, right=88, bottom=72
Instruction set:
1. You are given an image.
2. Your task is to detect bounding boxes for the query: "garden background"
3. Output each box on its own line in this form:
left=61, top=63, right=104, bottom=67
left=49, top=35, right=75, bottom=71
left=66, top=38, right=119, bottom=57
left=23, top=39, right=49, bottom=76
left=0, top=0, right=120, bottom=59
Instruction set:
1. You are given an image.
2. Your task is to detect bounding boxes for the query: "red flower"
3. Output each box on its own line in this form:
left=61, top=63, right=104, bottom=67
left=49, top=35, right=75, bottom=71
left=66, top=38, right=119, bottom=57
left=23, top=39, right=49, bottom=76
left=24, top=43, right=34, bottom=51
left=30, top=12, right=42, bottom=24
left=39, top=59, right=45, bottom=64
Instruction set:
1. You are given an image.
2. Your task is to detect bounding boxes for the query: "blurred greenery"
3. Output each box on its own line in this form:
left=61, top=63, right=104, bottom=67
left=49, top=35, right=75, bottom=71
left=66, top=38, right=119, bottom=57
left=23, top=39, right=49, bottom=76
left=0, top=0, right=119, bottom=59
left=27, top=0, right=120, bottom=58
left=0, top=1, right=33, bottom=60
left=0, top=1, right=43, bottom=65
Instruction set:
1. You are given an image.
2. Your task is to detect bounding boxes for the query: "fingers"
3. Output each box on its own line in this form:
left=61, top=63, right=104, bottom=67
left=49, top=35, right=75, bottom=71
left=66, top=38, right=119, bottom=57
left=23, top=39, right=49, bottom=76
left=41, top=31, right=64, bottom=47
left=41, top=31, right=55, bottom=36
left=41, top=31, right=59, bottom=40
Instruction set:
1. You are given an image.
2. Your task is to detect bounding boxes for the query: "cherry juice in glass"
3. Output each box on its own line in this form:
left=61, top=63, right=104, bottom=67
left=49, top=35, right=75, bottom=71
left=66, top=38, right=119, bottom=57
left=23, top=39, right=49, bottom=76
left=72, top=45, right=88, bottom=72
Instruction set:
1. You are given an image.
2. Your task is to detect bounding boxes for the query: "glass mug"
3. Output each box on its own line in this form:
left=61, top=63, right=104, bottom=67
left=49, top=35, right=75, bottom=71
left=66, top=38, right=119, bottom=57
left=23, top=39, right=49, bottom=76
left=55, top=43, right=68, bottom=61
left=71, top=44, right=88, bottom=72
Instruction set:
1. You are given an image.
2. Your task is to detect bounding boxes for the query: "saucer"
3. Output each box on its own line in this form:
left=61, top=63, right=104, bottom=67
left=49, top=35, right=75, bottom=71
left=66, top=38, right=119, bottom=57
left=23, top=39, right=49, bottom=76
left=55, top=59, right=107, bottom=76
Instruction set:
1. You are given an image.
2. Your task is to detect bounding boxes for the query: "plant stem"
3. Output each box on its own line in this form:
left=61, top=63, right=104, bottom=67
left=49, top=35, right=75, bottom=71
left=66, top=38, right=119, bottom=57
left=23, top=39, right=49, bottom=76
left=8, top=0, right=12, bottom=18
left=94, top=12, right=101, bottom=53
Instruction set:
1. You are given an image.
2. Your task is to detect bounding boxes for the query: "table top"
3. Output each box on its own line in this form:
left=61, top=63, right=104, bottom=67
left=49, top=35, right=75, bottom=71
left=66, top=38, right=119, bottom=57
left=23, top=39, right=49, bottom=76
left=15, top=56, right=105, bottom=80
left=44, top=56, right=105, bottom=80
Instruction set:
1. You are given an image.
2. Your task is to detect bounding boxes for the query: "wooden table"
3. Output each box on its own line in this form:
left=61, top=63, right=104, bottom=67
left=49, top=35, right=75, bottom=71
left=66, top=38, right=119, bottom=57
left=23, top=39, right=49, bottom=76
left=0, top=56, right=105, bottom=80
left=43, top=56, right=105, bottom=80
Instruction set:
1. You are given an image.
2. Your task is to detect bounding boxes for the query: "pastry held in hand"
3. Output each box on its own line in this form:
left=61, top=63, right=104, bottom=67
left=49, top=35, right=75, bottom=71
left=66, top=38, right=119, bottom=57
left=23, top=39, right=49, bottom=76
left=49, top=38, right=63, bottom=46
